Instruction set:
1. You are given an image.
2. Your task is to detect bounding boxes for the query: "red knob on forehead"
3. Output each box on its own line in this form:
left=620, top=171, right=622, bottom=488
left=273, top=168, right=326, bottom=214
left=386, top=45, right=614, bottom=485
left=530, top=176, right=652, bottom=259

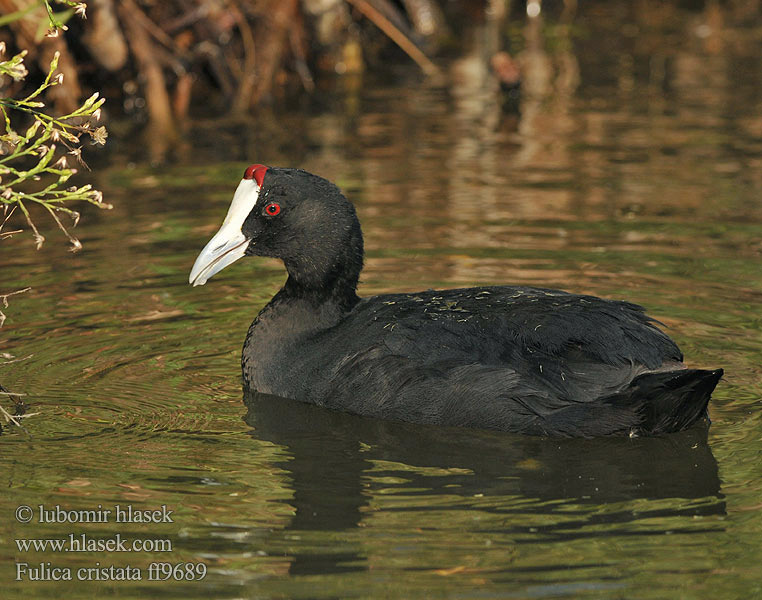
left=243, top=164, right=268, bottom=187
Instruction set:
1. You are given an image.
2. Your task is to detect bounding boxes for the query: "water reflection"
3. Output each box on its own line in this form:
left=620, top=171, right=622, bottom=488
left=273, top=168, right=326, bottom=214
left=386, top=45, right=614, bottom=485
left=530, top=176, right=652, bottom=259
left=244, top=390, right=724, bottom=576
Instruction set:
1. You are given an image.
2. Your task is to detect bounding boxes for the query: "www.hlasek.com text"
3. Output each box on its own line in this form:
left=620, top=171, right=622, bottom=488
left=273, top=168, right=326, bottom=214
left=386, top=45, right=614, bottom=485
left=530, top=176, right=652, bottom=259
left=16, top=533, right=172, bottom=553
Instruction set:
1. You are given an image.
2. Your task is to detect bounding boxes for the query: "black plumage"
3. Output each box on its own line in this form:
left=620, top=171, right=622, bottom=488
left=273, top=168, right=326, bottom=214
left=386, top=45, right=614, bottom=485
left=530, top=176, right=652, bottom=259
left=194, top=167, right=723, bottom=437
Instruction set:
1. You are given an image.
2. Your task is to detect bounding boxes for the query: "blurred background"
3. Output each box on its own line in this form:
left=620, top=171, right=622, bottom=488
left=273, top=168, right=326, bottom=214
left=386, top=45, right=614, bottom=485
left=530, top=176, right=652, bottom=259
left=1, top=1, right=762, bottom=598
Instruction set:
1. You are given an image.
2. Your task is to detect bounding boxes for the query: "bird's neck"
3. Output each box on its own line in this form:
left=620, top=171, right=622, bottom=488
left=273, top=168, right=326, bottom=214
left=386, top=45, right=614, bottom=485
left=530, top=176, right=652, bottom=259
left=247, top=216, right=364, bottom=358
left=280, top=268, right=360, bottom=313
left=242, top=260, right=361, bottom=391
left=259, top=284, right=354, bottom=337
left=254, top=243, right=363, bottom=338
left=278, top=221, right=364, bottom=314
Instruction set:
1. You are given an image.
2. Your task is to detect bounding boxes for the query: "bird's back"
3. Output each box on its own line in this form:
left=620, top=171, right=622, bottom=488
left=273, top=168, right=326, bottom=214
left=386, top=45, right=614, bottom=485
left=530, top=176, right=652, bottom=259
left=312, top=286, right=682, bottom=382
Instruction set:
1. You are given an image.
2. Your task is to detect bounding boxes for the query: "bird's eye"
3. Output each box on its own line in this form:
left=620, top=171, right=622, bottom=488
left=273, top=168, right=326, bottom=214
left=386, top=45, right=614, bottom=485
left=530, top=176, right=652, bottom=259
left=264, top=202, right=281, bottom=216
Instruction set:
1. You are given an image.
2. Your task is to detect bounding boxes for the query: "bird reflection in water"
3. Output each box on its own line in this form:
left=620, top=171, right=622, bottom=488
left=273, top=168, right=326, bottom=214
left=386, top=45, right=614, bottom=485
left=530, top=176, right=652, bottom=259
left=243, top=389, right=724, bottom=577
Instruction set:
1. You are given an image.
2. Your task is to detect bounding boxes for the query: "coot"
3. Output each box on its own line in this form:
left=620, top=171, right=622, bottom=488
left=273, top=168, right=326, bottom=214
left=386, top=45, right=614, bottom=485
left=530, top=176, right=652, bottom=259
left=189, top=165, right=722, bottom=437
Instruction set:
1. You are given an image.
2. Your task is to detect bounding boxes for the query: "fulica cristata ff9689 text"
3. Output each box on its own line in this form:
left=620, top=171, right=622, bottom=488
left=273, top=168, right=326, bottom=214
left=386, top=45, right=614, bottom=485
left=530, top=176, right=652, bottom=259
left=189, top=165, right=723, bottom=437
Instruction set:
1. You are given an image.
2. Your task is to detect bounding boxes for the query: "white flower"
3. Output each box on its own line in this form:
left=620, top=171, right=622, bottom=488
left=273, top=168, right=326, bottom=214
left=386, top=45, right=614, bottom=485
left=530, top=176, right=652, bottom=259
left=7, top=61, right=28, bottom=82
left=91, top=126, right=108, bottom=146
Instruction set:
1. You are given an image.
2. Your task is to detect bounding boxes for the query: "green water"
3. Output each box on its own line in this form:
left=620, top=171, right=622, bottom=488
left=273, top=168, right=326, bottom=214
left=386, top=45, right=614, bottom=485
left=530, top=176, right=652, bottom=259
left=2, top=2, right=762, bottom=598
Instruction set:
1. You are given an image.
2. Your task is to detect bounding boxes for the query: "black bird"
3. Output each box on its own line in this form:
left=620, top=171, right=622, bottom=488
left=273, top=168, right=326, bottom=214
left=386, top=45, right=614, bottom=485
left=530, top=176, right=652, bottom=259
left=189, top=165, right=723, bottom=437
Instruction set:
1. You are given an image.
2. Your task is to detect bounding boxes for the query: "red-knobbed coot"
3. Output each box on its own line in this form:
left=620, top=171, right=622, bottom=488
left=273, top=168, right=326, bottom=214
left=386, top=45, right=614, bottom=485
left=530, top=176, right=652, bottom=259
left=189, top=165, right=723, bottom=437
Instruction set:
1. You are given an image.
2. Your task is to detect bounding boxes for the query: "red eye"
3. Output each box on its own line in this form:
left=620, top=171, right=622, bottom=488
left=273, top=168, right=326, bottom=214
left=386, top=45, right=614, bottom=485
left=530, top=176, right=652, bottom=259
left=264, top=202, right=281, bottom=216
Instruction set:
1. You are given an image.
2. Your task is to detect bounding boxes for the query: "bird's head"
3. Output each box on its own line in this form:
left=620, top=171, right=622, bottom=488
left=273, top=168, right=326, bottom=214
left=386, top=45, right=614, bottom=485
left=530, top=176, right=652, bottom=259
left=189, top=165, right=363, bottom=290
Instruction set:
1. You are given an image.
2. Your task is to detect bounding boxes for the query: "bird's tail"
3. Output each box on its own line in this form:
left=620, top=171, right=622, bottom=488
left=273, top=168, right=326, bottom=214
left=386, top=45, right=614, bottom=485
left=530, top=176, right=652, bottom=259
left=542, top=368, right=723, bottom=437
left=612, top=368, right=724, bottom=435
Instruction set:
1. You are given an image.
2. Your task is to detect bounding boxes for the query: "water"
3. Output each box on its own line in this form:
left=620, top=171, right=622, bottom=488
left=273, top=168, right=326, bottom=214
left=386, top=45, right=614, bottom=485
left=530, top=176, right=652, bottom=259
left=2, top=2, right=762, bottom=598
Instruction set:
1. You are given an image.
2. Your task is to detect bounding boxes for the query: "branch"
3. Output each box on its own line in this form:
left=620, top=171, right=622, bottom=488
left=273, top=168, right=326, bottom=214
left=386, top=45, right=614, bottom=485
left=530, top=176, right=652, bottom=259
left=344, top=0, right=441, bottom=77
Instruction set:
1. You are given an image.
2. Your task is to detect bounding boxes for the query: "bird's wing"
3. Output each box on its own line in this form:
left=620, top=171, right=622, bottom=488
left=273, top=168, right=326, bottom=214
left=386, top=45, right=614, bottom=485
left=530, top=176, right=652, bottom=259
left=315, top=286, right=683, bottom=406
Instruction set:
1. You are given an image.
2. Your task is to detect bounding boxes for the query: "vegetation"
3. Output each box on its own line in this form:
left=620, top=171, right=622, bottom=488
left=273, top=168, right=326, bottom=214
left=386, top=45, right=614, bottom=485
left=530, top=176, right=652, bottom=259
left=1, top=48, right=109, bottom=251
left=0, top=0, right=454, bottom=158
left=1, top=0, right=108, bottom=431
